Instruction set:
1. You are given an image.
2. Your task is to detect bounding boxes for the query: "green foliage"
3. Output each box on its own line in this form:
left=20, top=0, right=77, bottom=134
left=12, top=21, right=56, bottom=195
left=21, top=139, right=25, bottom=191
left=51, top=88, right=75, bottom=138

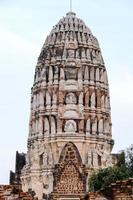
left=89, top=146, right=133, bottom=192
left=126, top=144, right=133, bottom=175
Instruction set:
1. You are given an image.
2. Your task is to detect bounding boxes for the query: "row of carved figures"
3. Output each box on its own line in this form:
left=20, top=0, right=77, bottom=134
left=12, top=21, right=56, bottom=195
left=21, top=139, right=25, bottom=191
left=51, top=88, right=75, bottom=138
left=31, top=91, right=110, bottom=111
left=27, top=142, right=111, bottom=168
left=50, top=18, right=91, bottom=35
left=45, top=26, right=97, bottom=47
left=87, top=148, right=111, bottom=167
left=29, top=117, right=111, bottom=136
left=34, top=65, right=107, bottom=86
left=39, top=40, right=103, bottom=62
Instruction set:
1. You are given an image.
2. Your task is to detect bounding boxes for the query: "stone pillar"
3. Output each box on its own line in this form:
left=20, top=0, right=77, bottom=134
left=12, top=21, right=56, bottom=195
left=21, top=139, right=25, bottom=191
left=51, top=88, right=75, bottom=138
left=98, top=119, right=103, bottom=135
left=38, top=117, right=43, bottom=136
left=53, top=66, right=59, bottom=84
left=86, top=118, right=90, bottom=136
left=91, top=92, right=95, bottom=109
left=85, top=91, right=89, bottom=108
left=44, top=117, right=50, bottom=136
left=52, top=91, right=57, bottom=110
left=84, top=66, right=89, bottom=84
left=46, top=91, right=51, bottom=109
left=92, top=119, right=97, bottom=135
left=96, top=68, right=100, bottom=84
left=51, top=116, right=56, bottom=136
left=40, top=92, right=44, bottom=110
left=93, top=150, right=98, bottom=167
left=41, top=67, right=46, bottom=87
left=90, top=67, right=94, bottom=84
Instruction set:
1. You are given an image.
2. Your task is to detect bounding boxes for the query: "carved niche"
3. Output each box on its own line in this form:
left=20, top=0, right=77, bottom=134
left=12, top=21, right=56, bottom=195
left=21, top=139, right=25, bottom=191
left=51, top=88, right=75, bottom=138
left=64, top=120, right=77, bottom=133
left=64, top=67, right=78, bottom=80
left=65, top=92, right=77, bottom=105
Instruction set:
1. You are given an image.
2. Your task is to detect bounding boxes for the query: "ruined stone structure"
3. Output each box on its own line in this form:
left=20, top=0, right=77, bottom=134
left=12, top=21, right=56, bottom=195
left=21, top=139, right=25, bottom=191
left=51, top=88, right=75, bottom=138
left=88, top=178, right=133, bottom=200
left=0, top=185, right=33, bottom=200
left=19, top=12, right=117, bottom=200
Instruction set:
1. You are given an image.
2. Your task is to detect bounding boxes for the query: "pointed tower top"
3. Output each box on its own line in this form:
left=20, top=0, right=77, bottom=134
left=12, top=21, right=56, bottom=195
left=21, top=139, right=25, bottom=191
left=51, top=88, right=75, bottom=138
left=70, top=0, right=72, bottom=12
left=66, top=0, right=76, bottom=17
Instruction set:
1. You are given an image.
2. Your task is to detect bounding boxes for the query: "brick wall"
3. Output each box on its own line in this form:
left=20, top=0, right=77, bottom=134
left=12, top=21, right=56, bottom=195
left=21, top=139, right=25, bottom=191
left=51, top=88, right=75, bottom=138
left=52, top=142, right=86, bottom=200
left=0, top=185, right=33, bottom=200
left=87, top=179, right=133, bottom=200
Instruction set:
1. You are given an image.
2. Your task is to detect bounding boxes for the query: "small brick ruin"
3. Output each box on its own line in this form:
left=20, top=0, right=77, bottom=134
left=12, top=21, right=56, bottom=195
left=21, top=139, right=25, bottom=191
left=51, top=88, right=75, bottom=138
left=0, top=178, right=133, bottom=199
left=88, top=178, right=133, bottom=200
left=0, top=185, right=33, bottom=200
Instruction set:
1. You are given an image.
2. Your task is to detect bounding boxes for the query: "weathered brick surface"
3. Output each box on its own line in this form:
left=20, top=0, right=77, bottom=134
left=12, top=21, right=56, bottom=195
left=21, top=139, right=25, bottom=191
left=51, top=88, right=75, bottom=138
left=53, top=142, right=86, bottom=199
left=0, top=185, right=33, bottom=200
left=88, top=179, right=133, bottom=200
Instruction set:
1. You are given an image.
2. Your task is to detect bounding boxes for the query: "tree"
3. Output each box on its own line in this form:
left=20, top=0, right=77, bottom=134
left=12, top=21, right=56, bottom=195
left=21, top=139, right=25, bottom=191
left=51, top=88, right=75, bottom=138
left=89, top=147, right=133, bottom=192
left=126, top=144, right=133, bottom=175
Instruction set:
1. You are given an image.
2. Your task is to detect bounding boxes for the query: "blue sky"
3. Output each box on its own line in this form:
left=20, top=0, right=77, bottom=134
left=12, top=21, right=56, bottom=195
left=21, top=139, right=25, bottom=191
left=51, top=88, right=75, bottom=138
left=0, top=0, right=133, bottom=184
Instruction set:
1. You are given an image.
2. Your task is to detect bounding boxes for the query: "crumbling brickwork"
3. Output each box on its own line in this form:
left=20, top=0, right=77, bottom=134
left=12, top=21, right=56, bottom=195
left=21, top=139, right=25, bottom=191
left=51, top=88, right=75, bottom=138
left=88, top=179, right=133, bottom=200
left=0, top=185, right=33, bottom=200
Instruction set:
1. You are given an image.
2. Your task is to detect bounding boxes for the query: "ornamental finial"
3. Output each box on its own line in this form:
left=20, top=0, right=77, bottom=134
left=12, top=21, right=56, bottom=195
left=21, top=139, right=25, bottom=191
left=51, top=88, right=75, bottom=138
left=70, top=0, right=72, bottom=12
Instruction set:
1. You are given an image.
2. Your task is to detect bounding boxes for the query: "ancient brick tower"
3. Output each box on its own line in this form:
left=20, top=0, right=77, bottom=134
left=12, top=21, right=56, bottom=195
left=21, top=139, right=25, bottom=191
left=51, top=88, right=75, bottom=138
left=21, top=12, right=115, bottom=200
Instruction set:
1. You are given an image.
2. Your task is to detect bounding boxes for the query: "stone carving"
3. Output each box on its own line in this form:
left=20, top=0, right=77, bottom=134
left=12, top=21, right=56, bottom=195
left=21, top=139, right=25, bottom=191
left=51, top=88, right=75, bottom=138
left=104, top=70, right=108, bottom=85
left=67, top=49, right=75, bottom=58
left=92, top=119, right=97, bottom=134
left=65, top=67, right=78, bottom=80
left=46, top=91, right=51, bottom=108
left=33, top=94, right=36, bottom=110
left=86, top=48, right=91, bottom=61
left=60, top=68, right=65, bottom=80
left=66, top=93, right=77, bottom=104
left=48, top=151, right=54, bottom=165
left=105, top=96, right=110, bottom=110
left=35, top=119, right=39, bottom=133
left=92, top=49, right=98, bottom=64
left=87, top=150, right=92, bottom=167
left=82, top=48, right=86, bottom=59
left=76, top=49, right=80, bottom=59
left=52, top=92, right=57, bottom=108
left=100, top=69, right=104, bottom=83
left=78, top=68, right=82, bottom=80
left=48, top=66, right=53, bottom=84
left=90, top=67, right=94, bottom=83
left=51, top=116, right=56, bottom=136
left=104, top=120, right=110, bottom=134
left=91, top=92, right=95, bottom=108
left=79, top=92, right=83, bottom=105
left=92, top=150, right=98, bottom=167
left=84, top=66, right=89, bottom=83
left=86, top=118, right=90, bottom=135
left=98, top=51, right=104, bottom=65
left=101, top=95, right=105, bottom=109
left=96, top=68, right=100, bottom=82
left=40, top=92, right=44, bottom=108
left=98, top=119, right=103, bottom=134
left=38, top=117, right=43, bottom=135
left=44, top=117, right=49, bottom=136
left=53, top=66, right=59, bottom=84
left=85, top=91, right=89, bottom=107
left=43, top=148, right=48, bottom=166
left=64, top=120, right=77, bottom=132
